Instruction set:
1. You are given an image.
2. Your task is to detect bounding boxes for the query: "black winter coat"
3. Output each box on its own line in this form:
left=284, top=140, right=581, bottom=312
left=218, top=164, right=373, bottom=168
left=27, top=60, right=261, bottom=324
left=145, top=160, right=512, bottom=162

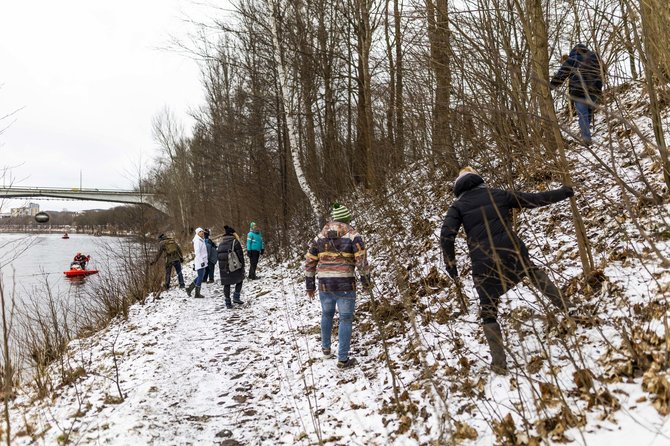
left=440, top=174, right=572, bottom=282
left=550, top=44, right=602, bottom=100
left=217, top=235, right=245, bottom=285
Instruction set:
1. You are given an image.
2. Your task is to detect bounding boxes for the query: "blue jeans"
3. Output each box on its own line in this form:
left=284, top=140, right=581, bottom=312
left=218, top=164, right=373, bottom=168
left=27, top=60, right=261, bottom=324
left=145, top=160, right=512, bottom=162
left=206, top=261, right=216, bottom=281
left=574, top=98, right=594, bottom=143
left=319, top=291, right=356, bottom=361
left=165, top=261, right=185, bottom=288
left=194, top=267, right=206, bottom=287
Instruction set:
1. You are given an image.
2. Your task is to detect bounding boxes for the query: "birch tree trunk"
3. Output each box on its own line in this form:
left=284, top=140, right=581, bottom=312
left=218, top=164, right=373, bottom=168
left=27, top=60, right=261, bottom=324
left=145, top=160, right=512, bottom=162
left=268, top=0, right=324, bottom=226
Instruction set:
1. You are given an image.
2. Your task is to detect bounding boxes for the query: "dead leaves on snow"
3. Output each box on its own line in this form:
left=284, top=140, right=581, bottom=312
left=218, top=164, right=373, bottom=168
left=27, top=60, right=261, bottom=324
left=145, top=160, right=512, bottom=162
left=642, top=364, right=670, bottom=415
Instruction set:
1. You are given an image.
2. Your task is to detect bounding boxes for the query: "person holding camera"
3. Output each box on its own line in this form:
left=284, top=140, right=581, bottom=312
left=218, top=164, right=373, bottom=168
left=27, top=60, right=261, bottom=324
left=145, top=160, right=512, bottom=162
left=151, top=234, right=185, bottom=290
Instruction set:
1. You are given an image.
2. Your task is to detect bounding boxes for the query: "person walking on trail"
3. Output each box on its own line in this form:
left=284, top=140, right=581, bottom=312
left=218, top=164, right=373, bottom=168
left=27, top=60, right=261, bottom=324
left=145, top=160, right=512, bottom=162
left=217, top=225, right=245, bottom=309
left=440, top=167, right=575, bottom=375
left=305, top=203, right=371, bottom=369
left=550, top=43, right=602, bottom=145
left=186, top=227, right=208, bottom=298
left=246, top=222, right=265, bottom=280
left=204, top=229, right=218, bottom=284
left=150, top=234, right=185, bottom=290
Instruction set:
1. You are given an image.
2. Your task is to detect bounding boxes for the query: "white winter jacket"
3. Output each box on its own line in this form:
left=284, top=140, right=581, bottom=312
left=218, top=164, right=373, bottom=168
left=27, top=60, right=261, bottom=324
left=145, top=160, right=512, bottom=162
left=192, top=234, right=208, bottom=270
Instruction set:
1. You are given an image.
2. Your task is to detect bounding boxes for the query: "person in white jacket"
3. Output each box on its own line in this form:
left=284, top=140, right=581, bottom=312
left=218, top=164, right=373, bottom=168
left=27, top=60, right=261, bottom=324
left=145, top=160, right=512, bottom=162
left=186, top=227, right=208, bottom=298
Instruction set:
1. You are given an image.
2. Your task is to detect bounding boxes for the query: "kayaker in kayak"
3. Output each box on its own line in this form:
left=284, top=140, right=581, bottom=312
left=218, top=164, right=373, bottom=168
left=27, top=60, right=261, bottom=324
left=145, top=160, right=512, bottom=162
left=72, top=252, right=90, bottom=270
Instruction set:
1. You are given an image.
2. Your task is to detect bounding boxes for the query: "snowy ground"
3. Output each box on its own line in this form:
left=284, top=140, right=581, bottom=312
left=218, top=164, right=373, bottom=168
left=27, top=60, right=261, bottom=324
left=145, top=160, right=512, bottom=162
left=5, top=254, right=670, bottom=445
left=5, top=81, right=670, bottom=445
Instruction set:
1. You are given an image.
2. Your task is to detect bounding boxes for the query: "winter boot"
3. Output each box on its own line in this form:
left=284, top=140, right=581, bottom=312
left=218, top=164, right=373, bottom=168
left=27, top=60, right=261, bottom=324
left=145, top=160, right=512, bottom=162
left=336, top=357, right=358, bottom=369
left=232, top=292, right=244, bottom=305
left=483, top=322, right=508, bottom=375
left=194, top=286, right=204, bottom=299
left=186, top=282, right=195, bottom=297
left=225, top=297, right=233, bottom=309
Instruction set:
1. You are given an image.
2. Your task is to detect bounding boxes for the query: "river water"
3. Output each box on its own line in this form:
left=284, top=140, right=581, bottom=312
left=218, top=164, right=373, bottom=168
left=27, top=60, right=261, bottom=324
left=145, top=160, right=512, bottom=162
left=0, top=233, right=138, bottom=364
left=0, top=233, right=132, bottom=296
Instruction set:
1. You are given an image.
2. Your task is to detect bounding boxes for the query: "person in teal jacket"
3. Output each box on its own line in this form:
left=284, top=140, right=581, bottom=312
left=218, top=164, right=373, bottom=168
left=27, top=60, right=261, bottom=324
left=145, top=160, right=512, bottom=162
left=246, top=222, right=265, bottom=279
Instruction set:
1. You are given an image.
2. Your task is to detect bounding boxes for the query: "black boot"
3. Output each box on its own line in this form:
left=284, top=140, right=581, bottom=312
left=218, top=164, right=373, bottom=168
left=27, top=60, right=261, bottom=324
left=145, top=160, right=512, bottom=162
left=225, top=297, right=233, bottom=309
left=232, top=292, right=244, bottom=305
left=186, top=282, right=195, bottom=297
left=194, top=286, right=204, bottom=298
left=483, top=322, right=508, bottom=375
left=529, top=268, right=572, bottom=312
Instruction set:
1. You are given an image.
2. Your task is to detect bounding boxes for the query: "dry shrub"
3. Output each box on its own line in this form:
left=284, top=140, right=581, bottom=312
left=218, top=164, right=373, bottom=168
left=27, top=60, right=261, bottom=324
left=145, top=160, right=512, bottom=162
left=642, top=365, right=670, bottom=415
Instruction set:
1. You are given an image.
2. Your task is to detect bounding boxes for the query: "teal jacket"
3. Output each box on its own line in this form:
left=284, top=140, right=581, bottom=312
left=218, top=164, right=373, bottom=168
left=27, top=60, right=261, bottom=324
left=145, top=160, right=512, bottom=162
left=247, top=230, right=264, bottom=252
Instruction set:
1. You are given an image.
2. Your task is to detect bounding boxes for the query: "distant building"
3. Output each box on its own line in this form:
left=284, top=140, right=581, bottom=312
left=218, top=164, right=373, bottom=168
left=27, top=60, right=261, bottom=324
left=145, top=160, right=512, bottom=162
left=10, top=202, right=40, bottom=217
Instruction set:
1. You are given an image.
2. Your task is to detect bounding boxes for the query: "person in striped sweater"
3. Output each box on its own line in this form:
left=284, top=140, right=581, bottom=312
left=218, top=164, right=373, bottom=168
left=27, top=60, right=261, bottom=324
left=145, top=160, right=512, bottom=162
left=305, top=203, right=371, bottom=369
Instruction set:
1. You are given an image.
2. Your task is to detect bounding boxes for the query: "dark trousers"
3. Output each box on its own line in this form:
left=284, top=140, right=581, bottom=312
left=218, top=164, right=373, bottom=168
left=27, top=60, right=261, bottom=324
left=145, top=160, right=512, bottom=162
left=224, top=281, right=244, bottom=299
left=205, top=262, right=216, bottom=281
left=248, top=250, right=260, bottom=279
left=165, top=261, right=185, bottom=288
left=476, top=266, right=567, bottom=324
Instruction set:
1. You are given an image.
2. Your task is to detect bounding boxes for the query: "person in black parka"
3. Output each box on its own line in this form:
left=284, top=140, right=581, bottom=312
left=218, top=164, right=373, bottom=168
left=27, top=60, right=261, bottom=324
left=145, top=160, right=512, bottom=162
left=217, top=225, right=245, bottom=309
left=204, top=229, right=218, bottom=284
left=440, top=167, right=575, bottom=374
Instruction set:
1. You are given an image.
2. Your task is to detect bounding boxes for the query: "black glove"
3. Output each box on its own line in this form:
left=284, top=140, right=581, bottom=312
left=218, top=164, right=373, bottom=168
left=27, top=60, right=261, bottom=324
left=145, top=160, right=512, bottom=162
left=201, top=262, right=206, bottom=268
left=261, top=249, right=265, bottom=255
left=562, top=185, right=575, bottom=198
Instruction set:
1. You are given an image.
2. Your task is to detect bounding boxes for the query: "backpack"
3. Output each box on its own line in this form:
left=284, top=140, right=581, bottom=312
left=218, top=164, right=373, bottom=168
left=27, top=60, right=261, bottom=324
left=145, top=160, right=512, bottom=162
left=228, top=239, right=242, bottom=272
left=164, top=239, right=179, bottom=256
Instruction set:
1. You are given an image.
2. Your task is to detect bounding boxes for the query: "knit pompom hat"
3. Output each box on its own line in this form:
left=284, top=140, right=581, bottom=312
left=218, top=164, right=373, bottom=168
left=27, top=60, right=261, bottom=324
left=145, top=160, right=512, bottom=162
left=331, top=203, right=352, bottom=223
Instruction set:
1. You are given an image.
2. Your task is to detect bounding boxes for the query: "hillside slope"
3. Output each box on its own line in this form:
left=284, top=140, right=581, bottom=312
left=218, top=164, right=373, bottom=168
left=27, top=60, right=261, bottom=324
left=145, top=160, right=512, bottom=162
left=5, top=82, right=670, bottom=445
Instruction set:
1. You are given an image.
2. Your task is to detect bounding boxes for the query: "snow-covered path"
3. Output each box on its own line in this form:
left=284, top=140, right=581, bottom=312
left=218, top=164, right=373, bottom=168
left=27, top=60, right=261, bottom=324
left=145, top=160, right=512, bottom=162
left=8, top=264, right=400, bottom=445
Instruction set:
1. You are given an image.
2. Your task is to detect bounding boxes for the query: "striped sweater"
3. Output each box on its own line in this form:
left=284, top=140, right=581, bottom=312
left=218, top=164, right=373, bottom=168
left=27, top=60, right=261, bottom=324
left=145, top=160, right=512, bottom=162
left=305, top=221, right=370, bottom=292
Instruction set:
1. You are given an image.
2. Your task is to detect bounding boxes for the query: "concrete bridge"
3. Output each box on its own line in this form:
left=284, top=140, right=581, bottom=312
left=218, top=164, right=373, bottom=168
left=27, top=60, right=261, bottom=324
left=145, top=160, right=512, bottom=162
left=0, top=187, right=169, bottom=215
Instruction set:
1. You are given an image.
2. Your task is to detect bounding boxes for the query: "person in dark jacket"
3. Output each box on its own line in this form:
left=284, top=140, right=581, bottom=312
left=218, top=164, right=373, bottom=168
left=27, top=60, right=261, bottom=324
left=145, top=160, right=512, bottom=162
left=150, top=234, right=185, bottom=290
left=246, top=222, right=264, bottom=280
left=204, top=229, right=218, bottom=284
left=440, top=167, right=574, bottom=374
left=550, top=43, right=602, bottom=145
left=217, top=225, right=245, bottom=309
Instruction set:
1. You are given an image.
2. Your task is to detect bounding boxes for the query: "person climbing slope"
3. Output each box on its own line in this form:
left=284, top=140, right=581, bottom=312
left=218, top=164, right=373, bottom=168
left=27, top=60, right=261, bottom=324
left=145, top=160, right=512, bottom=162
left=440, top=167, right=575, bottom=374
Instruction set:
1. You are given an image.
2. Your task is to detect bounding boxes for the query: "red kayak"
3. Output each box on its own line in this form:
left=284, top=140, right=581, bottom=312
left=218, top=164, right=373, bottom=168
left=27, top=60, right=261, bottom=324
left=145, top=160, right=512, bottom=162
left=64, top=269, right=99, bottom=277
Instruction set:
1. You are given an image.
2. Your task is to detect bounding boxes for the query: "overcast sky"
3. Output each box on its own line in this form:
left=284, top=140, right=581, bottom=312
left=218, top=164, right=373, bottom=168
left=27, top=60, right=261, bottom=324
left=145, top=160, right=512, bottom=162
left=0, top=0, right=213, bottom=212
